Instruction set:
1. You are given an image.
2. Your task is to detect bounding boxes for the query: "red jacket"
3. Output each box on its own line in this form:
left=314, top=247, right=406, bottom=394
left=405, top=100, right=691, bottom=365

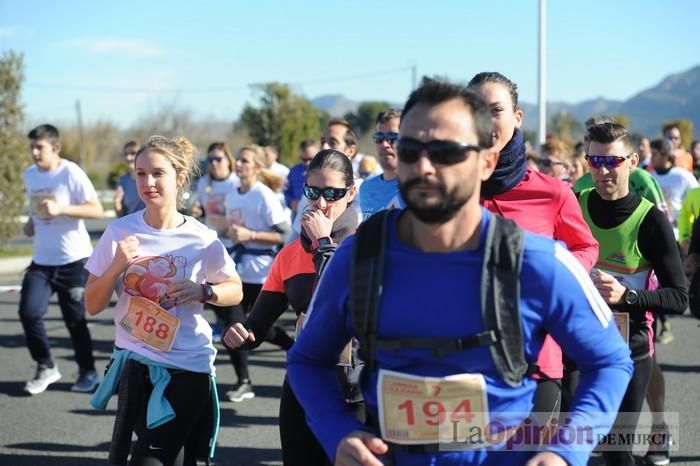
left=482, top=169, right=599, bottom=378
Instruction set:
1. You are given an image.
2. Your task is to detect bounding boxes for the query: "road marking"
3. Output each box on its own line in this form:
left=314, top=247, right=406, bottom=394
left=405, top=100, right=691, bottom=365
left=0, top=285, right=21, bottom=293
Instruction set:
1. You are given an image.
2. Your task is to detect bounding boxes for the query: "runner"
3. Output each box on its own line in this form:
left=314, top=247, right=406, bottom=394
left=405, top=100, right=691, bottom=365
left=190, top=142, right=240, bottom=340
left=224, top=144, right=294, bottom=402
left=223, top=149, right=360, bottom=465
left=114, top=140, right=145, bottom=217
left=84, top=135, right=243, bottom=466
left=20, top=124, right=104, bottom=395
left=578, top=122, right=687, bottom=466
left=359, top=109, right=405, bottom=219
left=469, top=72, right=599, bottom=423
left=287, top=78, right=632, bottom=466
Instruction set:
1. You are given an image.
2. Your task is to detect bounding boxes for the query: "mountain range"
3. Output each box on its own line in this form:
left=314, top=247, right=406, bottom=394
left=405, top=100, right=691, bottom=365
left=312, top=64, right=700, bottom=139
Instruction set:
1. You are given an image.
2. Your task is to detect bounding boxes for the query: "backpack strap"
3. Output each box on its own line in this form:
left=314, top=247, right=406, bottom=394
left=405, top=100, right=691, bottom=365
left=481, top=214, right=528, bottom=387
left=351, top=210, right=391, bottom=371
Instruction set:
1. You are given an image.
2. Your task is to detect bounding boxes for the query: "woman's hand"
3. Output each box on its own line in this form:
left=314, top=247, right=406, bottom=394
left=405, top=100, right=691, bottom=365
left=228, top=225, right=254, bottom=243
left=165, top=279, right=206, bottom=305
left=301, top=209, right=333, bottom=242
left=223, top=323, right=256, bottom=348
left=112, top=235, right=140, bottom=274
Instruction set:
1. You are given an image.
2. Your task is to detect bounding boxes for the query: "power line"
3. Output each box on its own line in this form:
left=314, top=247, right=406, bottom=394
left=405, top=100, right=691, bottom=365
left=26, top=67, right=413, bottom=94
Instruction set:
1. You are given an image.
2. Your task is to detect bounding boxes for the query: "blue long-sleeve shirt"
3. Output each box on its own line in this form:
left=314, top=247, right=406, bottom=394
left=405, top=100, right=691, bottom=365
left=287, top=208, right=633, bottom=466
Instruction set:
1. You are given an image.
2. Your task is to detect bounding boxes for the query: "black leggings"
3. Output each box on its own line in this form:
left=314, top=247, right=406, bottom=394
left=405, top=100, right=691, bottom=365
left=129, top=370, right=211, bottom=466
left=602, top=356, right=653, bottom=466
left=215, top=283, right=294, bottom=382
left=279, top=376, right=366, bottom=466
left=280, top=376, right=330, bottom=466
left=532, top=378, right=561, bottom=429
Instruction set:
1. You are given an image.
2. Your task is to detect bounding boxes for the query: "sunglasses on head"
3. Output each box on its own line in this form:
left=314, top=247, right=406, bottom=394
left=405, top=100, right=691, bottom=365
left=207, top=156, right=225, bottom=163
left=303, top=184, right=351, bottom=202
left=372, top=131, right=399, bottom=144
left=396, top=137, right=482, bottom=165
left=585, top=154, right=632, bottom=169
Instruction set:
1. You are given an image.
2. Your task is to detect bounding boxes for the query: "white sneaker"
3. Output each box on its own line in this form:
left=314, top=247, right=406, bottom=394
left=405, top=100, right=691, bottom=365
left=24, top=365, right=62, bottom=395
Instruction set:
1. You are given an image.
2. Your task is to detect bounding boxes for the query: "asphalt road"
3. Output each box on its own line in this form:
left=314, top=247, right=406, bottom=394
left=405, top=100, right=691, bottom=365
left=0, top=269, right=699, bottom=466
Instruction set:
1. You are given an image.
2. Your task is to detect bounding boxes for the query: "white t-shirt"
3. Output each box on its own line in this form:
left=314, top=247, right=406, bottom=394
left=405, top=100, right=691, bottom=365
left=196, top=174, right=239, bottom=248
left=652, top=167, right=699, bottom=225
left=85, top=212, right=237, bottom=375
left=23, top=159, right=97, bottom=265
left=225, top=181, right=288, bottom=284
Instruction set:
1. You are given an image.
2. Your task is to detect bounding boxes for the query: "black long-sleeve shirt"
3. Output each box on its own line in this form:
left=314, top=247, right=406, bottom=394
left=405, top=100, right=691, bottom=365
left=585, top=190, right=688, bottom=358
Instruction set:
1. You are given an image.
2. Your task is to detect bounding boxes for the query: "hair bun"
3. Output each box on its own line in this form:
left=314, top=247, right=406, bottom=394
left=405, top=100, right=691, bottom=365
left=173, top=136, right=197, bottom=159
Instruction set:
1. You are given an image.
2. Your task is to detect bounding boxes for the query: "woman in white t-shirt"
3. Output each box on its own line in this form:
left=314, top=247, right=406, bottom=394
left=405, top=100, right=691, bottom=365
left=84, top=135, right=243, bottom=466
left=192, top=142, right=240, bottom=244
left=223, top=144, right=294, bottom=403
left=192, top=142, right=240, bottom=339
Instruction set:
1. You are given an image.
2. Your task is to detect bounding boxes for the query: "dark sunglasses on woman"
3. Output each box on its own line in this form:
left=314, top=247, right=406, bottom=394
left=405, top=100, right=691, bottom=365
left=303, top=184, right=351, bottom=202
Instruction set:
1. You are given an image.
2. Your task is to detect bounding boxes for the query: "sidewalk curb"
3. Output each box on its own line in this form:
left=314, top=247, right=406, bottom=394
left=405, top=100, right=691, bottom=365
left=0, top=256, right=31, bottom=276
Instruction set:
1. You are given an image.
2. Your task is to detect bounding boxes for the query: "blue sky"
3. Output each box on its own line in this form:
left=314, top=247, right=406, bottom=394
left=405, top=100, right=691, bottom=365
left=1, top=0, right=698, bottom=128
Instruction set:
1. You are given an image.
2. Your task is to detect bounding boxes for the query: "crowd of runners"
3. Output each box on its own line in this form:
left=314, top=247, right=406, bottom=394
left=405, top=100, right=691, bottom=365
left=12, top=71, right=699, bottom=466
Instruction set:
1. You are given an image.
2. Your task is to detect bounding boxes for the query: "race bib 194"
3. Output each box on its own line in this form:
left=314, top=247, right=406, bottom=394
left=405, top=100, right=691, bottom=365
left=377, top=370, right=490, bottom=446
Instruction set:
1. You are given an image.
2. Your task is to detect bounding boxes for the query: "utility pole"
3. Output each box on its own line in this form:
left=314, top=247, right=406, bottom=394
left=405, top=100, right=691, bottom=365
left=538, top=0, right=547, bottom=145
left=75, top=99, right=85, bottom=168
left=411, top=65, right=417, bottom=90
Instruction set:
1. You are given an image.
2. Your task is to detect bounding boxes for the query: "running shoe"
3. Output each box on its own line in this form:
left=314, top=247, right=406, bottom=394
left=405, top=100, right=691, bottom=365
left=644, top=424, right=672, bottom=465
left=227, top=381, right=255, bottom=402
left=656, top=321, right=674, bottom=344
left=24, top=365, right=62, bottom=395
left=71, top=370, right=100, bottom=393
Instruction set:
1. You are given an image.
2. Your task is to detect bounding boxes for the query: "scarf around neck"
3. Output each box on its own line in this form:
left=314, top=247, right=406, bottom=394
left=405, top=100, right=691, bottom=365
left=481, top=129, right=527, bottom=198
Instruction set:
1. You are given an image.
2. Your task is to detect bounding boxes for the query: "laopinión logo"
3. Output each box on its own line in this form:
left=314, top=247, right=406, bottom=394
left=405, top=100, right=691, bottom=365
left=437, top=412, right=680, bottom=452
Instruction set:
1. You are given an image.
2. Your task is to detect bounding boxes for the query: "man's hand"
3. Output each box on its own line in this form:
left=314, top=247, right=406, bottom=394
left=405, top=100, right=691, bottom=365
left=590, top=268, right=626, bottom=305
left=23, top=219, right=34, bottom=237
left=525, top=451, right=567, bottom=466
left=223, top=323, right=256, bottom=348
left=335, top=430, right=388, bottom=466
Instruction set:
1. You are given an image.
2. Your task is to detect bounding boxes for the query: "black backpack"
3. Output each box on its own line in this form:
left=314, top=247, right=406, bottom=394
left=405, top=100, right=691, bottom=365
left=350, top=210, right=531, bottom=387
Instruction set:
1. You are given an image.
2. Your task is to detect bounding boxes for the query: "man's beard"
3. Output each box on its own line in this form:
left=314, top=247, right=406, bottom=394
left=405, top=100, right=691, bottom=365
left=399, top=177, right=469, bottom=224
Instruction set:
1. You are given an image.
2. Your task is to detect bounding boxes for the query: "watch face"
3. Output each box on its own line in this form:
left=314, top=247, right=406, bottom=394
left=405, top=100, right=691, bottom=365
left=317, top=237, right=332, bottom=246
left=625, top=290, right=638, bottom=305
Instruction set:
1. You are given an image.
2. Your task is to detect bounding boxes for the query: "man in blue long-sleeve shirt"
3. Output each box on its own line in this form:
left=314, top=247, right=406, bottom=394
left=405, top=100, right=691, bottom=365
left=287, top=78, right=633, bottom=466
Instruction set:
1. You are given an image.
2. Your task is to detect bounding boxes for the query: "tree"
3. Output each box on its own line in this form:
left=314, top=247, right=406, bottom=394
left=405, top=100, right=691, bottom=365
left=0, top=51, right=27, bottom=247
left=238, top=82, right=326, bottom=167
left=661, top=119, right=694, bottom=150
left=548, top=111, right=581, bottom=144
left=344, top=101, right=392, bottom=136
left=612, top=115, right=630, bottom=129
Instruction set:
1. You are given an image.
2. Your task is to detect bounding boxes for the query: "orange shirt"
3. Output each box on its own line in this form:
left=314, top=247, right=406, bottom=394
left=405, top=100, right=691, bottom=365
left=674, top=149, right=694, bottom=173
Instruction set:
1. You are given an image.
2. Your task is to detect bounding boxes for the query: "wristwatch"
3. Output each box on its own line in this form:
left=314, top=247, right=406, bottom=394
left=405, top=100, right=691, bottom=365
left=316, top=237, right=333, bottom=248
left=623, top=288, right=639, bottom=305
left=200, top=283, right=216, bottom=303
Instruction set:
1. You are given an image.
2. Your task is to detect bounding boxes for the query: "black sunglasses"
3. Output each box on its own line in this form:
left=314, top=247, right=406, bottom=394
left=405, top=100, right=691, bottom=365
left=372, top=131, right=399, bottom=144
left=303, top=184, right=351, bottom=202
left=207, top=156, right=225, bottom=163
left=396, top=137, right=482, bottom=165
left=585, top=154, right=632, bottom=169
